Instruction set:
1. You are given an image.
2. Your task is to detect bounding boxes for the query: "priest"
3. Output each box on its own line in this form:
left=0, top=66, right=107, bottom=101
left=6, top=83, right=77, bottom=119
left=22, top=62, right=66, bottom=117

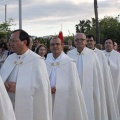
left=86, top=35, right=119, bottom=120
left=0, top=76, right=16, bottom=120
left=45, top=36, right=88, bottom=120
left=103, top=38, right=120, bottom=116
left=0, top=29, right=52, bottom=120
left=67, top=33, right=108, bottom=120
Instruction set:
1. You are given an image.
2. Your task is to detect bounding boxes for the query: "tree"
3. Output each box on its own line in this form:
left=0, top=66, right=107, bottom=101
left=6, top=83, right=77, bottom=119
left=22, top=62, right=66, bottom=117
left=0, top=18, right=15, bottom=42
left=75, top=15, right=120, bottom=44
left=76, top=20, right=91, bottom=33
left=99, top=16, right=120, bottom=44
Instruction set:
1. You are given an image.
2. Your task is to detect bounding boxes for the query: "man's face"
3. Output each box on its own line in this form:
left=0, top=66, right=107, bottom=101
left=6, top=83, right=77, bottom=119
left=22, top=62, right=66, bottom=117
left=50, top=38, right=63, bottom=56
left=33, top=40, right=39, bottom=47
left=105, top=39, right=114, bottom=52
left=114, top=42, right=118, bottom=50
left=74, top=33, right=86, bottom=50
left=9, top=31, right=24, bottom=54
left=86, top=37, right=96, bottom=49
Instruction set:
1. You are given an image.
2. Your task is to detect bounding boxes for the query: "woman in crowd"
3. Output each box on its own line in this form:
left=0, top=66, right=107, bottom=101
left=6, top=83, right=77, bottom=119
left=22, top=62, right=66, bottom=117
left=36, top=44, right=47, bottom=59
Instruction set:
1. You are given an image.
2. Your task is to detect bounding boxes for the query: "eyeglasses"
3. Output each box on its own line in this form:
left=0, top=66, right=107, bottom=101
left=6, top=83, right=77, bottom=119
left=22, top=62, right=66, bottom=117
left=50, top=43, right=61, bottom=46
left=75, top=38, right=85, bottom=42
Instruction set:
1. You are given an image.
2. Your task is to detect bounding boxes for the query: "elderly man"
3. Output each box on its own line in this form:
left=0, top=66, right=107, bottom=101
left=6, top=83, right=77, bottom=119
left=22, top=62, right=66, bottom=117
left=0, top=29, right=52, bottom=120
left=103, top=38, right=120, bottom=115
left=86, top=35, right=119, bottom=120
left=67, top=33, right=108, bottom=120
left=45, top=36, right=88, bottom=120
left=0, top=76, right=16, bottom=120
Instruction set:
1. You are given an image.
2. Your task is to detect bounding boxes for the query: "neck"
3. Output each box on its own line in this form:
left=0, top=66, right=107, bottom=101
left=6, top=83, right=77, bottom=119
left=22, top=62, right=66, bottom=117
left=92, top=47, right=95, bottom=50
left=77, top=47, right=84, bottom=53
left=106, top=49, right=112, bottom=52
left=17, top=48, right=28, bottom=55
left=53, top=52, right=62, bottom=59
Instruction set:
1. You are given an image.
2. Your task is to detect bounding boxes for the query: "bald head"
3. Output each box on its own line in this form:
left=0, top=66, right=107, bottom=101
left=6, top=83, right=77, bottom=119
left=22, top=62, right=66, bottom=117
left=50, top=36, right=63, bottom=59
left=74, top=33, right=86, bottom=41
left=50, top=37, right=62, bottom=44
left=74, top=33, right=87, bottom=53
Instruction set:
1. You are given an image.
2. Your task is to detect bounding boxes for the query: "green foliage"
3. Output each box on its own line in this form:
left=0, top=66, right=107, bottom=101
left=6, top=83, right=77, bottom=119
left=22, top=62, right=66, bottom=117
left=0, top=18, right=15, bottom=42
left=75, top=15, right=120, bottom=44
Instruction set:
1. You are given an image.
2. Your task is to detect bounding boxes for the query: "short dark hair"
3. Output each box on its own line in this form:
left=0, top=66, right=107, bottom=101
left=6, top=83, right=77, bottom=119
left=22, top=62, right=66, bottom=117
left=11, top=29, right=30, bottom=46
left=86, top=35, right=95, bottom=41
left=104, top=38, right=114, bottom=45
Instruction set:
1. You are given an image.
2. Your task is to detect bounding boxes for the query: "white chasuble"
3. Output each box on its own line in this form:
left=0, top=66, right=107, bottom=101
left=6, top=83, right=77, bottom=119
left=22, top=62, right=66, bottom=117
left=94, top=48, right=119, bottom=120
left=103, top=50, right=120, bottom=116
left=68, top=47, right=108, bottom=120
left=0, top=76, right=16, bottom=120
left=46, top=52, right=88, bottom=120
left=0, top=50, right=52, bottom=120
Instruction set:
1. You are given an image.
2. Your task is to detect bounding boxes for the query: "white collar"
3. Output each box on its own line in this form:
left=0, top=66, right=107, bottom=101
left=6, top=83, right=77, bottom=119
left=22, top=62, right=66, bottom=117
left=16, top=49, right=29, bottom=60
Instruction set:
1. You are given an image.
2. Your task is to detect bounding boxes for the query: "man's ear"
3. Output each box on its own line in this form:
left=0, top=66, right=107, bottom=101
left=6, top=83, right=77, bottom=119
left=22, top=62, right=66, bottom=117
left=95, top=41, right=96, bottom=44
left=23, top=40, right=27, bottom=45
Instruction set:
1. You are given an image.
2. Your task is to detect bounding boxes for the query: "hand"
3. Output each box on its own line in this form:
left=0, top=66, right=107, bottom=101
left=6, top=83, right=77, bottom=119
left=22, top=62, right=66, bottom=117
left=8, top=82, right=16, bottom=93
left=51, top=86, right=56, bottom=94
left=4, top=82, right=10, bottom=91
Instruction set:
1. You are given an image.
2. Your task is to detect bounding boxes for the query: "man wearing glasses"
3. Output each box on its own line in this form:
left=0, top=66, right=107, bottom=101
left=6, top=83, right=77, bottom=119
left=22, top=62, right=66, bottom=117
left=67, top=33, right=108, bottom=120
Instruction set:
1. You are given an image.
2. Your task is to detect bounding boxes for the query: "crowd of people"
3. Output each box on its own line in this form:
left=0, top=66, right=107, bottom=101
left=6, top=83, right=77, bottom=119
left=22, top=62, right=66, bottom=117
left=0, top=29, right=120, bottom=120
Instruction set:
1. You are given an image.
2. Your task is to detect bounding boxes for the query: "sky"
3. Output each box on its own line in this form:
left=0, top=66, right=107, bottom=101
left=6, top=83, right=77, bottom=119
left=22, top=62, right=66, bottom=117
left=0, top=0, right=120, bottom=37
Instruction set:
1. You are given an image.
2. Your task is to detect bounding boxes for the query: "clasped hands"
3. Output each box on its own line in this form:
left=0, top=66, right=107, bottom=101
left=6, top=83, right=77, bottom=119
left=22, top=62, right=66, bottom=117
left=4, top=82, right=16, bottom=93
left=51, top=86, right=56, bottom=94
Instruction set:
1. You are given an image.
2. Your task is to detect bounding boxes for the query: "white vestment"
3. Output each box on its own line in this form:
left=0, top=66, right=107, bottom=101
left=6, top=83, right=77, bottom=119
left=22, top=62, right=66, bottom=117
left=0, top=76, right=16, bottom=120
left=94, top=48, right=119, bottom=120
left=45, top=52, right=88, bottom=120
left=0, top=49, right=52, bottom=120
left=67, top=47, right=108, bottom=120
left=103, top=50, right=120, bottom=116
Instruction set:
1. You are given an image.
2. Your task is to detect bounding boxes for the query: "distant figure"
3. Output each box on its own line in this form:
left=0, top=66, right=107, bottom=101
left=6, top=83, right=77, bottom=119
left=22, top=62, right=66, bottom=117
left=63, top=45, right=70, bottom=54
left=68, top=39, right=75, bottom=50
left=32, top=38, right=40, bottom=52
left=0, top=42, right=8, bottom=69
left=95, top=44, right=103, bottom=50
left=36, top=44, right=47, bottom=59
left=7, top=42, right=14, bottom=56
left=113, top=42, right=118, bottom=51
left=28, top=36, right=33, bottom=50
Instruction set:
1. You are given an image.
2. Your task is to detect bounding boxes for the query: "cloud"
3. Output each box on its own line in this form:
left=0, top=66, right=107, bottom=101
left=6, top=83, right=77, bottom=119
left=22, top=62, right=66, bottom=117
left=0, top=0, right=119, bottom=36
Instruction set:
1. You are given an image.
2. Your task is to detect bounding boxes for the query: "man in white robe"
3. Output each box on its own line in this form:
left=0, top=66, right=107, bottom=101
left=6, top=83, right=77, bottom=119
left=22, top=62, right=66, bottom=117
left=45, top=36, right=88, bottom=120
left=0, top=29, right=52, bottom=120
left=103, top=38, right=120, bottom=116
left=67, top=33, right=108, bottom=120
left=86, top=35, right=119, bottom=120
left=0, top=76, right=16, bottom=120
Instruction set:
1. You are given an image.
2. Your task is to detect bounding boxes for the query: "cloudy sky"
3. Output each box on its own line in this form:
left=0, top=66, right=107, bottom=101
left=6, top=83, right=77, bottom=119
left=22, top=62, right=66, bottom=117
left=0, top=0, right=119, bottom=37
